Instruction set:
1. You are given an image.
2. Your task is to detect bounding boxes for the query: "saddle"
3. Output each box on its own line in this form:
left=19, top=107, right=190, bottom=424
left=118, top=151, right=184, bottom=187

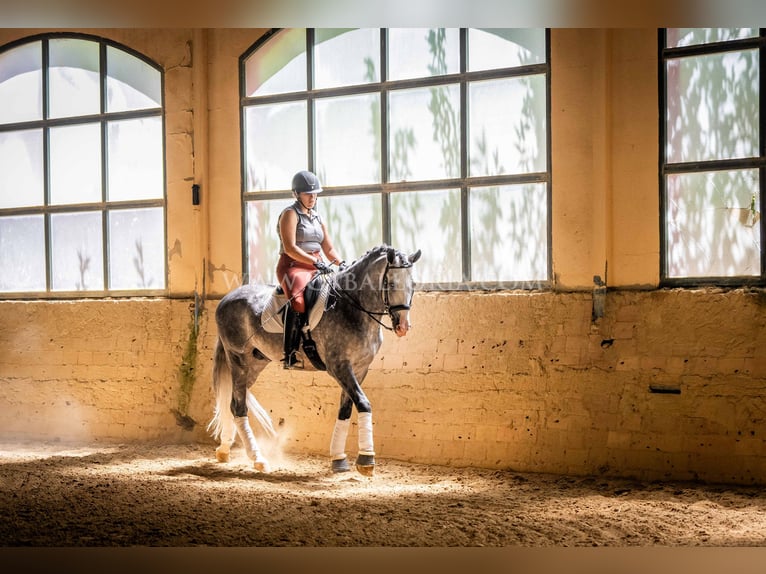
left=261, top=275, right=333, bottom=370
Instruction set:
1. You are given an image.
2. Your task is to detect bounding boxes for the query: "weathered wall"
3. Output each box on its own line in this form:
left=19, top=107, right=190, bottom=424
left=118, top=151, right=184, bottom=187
left=1, top=290, right=765, bottom=485
left=1, top=28, right=765, bottom=485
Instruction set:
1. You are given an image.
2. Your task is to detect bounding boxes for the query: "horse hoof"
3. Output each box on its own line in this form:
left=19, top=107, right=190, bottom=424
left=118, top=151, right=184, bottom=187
left=355, top=454, right=375, bottom=477
left=332, top=457, right=351, bottom=473
left=215, top=449, right=230, bottom=463
left=253, top=460, right=271, bottom=473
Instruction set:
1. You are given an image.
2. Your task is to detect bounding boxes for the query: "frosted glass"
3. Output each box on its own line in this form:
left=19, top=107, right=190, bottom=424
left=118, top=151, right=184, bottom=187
left=468, top=29, right=546, bottom=71
left=245, top=199, right=286, bottom=285
left=243, top=102, right=307, bottom=192
left=319, top=193, right=382, bottom=261
left=667, top=28, right=758, bottom=48
left=107, top=46, right=161, bottom=112
left=0, top=41, right=42, bottom=123
left=244, top=28, right=307, bottom=97
left=388, top=84, right=460, bottom=181
left=0, top=129, right=43, bottom=208
left=51, top=211, right=104, bottom=291
left=49, top=38, right=100, bottom=119
left=391, top=189, right=461, bottom=284
left=388, top=28, right=459, bottom=81
left=315, top=93, right=381, bottom=186
left=108, top=208, right=165, bottom=290
left=314, top=29, right=379, bottom=89
left=469, top=75, right=547, bottom=176
left=49, top=123, right=102, bottom=205
left=0, top=215, right=45, bottom=292
left=471, top=184, right=548, bottom=284
left=666, top=170, right=761, bottom=278
left=107, top=117, right=164, bottom=201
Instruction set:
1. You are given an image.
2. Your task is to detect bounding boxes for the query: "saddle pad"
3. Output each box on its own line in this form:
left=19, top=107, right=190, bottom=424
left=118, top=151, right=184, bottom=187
left=261, top=279, right=331, bottom=334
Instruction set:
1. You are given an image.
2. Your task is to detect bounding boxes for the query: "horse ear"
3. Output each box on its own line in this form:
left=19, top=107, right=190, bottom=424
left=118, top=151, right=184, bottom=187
left=387, top=247, right=396, bottom=264
left=409, top=249, right=422, bottom=264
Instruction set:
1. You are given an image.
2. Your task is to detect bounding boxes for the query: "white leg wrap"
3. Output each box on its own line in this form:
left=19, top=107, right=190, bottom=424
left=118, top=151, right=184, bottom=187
left=330, top=418, right=351, bottom=461
left=358, top=411, right=374, bottom=456
left=234, top=416, right=264, bottom=462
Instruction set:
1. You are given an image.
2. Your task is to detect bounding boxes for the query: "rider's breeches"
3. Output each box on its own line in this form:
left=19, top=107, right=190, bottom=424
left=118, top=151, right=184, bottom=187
left=276, top=252, right=319, bottom=314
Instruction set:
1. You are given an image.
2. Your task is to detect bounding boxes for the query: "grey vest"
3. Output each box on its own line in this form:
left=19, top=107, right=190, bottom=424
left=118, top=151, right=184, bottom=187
left=278, top=201, right=324, bottom=254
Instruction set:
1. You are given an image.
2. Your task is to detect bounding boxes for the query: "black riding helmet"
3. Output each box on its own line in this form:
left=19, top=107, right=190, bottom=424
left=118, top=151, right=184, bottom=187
left=292, top=170, right=323, bottom=195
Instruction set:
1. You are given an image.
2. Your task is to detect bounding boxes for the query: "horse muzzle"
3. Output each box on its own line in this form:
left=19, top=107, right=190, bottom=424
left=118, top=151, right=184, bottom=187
left=392, top=309, right=411, bottom=337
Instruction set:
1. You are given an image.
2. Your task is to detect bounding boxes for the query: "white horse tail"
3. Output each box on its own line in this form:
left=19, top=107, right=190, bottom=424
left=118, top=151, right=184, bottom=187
left=246, top=391, right=277, bottom=439
left=207, top=337, right=231, bottom=441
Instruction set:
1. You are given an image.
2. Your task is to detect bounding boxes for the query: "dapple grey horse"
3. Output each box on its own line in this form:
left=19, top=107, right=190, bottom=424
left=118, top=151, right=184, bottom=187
left=208, top=245, right=421, bottom=476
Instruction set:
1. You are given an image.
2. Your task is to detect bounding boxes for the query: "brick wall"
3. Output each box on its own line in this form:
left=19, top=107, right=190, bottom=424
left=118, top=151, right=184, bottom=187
left=2, top=289, right=764, bottom=484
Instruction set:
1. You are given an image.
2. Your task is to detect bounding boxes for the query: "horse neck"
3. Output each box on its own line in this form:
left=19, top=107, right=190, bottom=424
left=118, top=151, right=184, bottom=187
left=337, top=254, right=387, bottom=310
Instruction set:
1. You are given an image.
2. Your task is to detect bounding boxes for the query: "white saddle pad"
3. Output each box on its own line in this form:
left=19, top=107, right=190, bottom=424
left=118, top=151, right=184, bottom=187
left=261, top=279, right=331, bottom=334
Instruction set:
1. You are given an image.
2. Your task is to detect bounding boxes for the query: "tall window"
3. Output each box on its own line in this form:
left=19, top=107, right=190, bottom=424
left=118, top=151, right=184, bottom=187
left=241, top=28, right=550, bottom=289
left=660, top=28, right=764, bottom=284
left=0, top=34, right=166, bottom=296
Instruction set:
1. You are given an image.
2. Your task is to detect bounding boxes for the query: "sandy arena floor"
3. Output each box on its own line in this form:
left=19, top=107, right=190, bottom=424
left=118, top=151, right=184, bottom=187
left=1, top=441, right=766, bottom=547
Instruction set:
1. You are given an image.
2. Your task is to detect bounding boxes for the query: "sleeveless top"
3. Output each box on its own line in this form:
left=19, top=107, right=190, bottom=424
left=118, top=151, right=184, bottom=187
left=278, top=201, right=324, bottom=255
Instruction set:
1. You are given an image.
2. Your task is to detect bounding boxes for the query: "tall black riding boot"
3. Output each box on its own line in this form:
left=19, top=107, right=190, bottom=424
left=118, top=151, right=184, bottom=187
left=282, top=307, right=305, bottom=369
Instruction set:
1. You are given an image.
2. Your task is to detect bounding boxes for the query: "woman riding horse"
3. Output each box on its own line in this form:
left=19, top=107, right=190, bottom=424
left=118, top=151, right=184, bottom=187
left=276, top=170, right=344, bottom=369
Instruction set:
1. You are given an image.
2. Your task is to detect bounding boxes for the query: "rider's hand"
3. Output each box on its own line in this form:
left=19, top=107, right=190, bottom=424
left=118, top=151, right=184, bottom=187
left=336, top=260, right=347, bottom=271
left=314, top=260, right=332, bottom=274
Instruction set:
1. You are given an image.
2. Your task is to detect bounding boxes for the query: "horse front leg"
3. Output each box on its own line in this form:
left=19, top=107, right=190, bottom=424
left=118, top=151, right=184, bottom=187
left=332, top=363, right=375, bottom=476
left=330, top=391, right=354, bottom=473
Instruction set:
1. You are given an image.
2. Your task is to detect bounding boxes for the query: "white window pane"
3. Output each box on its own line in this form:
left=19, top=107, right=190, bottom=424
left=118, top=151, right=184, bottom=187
left=314, top=29, right=379, bottom=89
left=666, top=170, right=761, bottom=278
left=106, top=46, right=161, bottom=112
left=244, top=102, right=307, bottom=192
left=246, top=199, right=287, bottom=284
left=468, top=29, right=546, bottom=71
left=667, top=28, right=758, bottom=48
left=245, top=28, right=307, bottom=97
left=49, top=38, right=100, bottom=119
left=0, top=41, right=42, bottom=123
left=666, top=50, right=759, bottom=164
left=0, top=129, right=43, bottom=208
left=107, top=117, right=164, bottom=201
left=108, top=208, right=165, bottom=290
left=391, top=189, right=461, bottom=284
left=315, top=93, right=381, bottom=186
left=471, top=184, right=548, bottom=283
left=320, top=194, right=382, bottom=260
left=388, top=28, right=459, bottom=81
left=51, top=211, right=104, bottom=291
left=388, top=84, right=460, bottom=181
left=0, top=215, right=45, bottom=292
left=49, top=123, right=102, bottom=205
left=469, top=75, right=547, bottom=176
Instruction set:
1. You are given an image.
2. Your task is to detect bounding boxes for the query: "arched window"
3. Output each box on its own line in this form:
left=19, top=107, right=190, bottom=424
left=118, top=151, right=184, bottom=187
left=0, top=34, right=165, bottom=295
left=241, top=28, right=550, bottom=289
left=660, top=28, right=764, bottom=284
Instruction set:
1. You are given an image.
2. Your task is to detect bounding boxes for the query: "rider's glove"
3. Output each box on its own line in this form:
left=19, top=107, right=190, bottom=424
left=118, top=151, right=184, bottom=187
left=314, top=260, right=333, bottom=274
left=336, top=260, right=347, bottom=271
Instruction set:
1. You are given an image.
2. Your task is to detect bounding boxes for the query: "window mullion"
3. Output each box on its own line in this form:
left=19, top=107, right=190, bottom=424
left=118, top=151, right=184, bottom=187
left=460, top=28, right=470, bottom=284
left=380, top=28, right=391, bottom=246
left=42, top=39, right=52, bottom=292
left=100, top=42, right=110, bottom=291
left=306, top=29, right=315, bottom=171
left=761, top=28, right=766, bottom=279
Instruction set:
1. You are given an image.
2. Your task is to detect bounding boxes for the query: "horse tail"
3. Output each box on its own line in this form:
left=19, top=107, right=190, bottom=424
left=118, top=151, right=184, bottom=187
left=207, top=337, right=231, bottom=440
left=207, top=337, right=277, bottom=441
left=247, top=391, right=277, bottom=439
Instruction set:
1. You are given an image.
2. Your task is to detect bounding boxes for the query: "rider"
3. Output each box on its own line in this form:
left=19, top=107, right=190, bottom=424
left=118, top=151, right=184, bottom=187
left=276, top=170, right=344, bottom=368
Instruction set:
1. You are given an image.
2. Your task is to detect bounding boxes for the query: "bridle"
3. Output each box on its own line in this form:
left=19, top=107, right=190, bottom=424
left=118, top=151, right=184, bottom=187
left=330, top=256, right=414, bottom=332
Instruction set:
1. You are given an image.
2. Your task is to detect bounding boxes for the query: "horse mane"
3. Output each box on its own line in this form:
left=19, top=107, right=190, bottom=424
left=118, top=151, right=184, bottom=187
left=343, top=244, right=391, bottom=274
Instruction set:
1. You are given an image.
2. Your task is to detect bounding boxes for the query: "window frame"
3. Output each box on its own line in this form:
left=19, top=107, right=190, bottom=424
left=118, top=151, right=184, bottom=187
left=658, top=28, right=766, bottom=287
left=0, top=32, right=167, bottom=299
left=239, top=28, right=552, bottom=291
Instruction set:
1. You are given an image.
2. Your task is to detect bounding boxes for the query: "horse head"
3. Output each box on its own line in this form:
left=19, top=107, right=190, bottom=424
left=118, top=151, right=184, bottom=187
left=384, top=247, right=421, bottom=337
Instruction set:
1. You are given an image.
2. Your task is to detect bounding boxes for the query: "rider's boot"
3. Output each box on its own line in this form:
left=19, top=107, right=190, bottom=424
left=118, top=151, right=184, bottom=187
left=282, top=307, right=305, bottom=369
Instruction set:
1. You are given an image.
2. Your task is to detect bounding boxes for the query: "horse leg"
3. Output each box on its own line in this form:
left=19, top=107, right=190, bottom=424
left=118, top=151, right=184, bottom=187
left=230, top=358, right=271, bottom=473
left=329, top=391, right=354, bottom=473
left=333, top=363, right=375, bottom=476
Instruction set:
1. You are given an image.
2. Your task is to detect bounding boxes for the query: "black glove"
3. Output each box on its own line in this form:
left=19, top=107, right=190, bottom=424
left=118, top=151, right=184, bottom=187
left=314, top=260, right=332, bottom=274
left=336, top=260, right=348, bottom=271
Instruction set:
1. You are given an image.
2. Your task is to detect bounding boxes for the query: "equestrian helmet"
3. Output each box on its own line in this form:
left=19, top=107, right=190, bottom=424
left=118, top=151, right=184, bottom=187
left=292, top=170, right=323, bottom=194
